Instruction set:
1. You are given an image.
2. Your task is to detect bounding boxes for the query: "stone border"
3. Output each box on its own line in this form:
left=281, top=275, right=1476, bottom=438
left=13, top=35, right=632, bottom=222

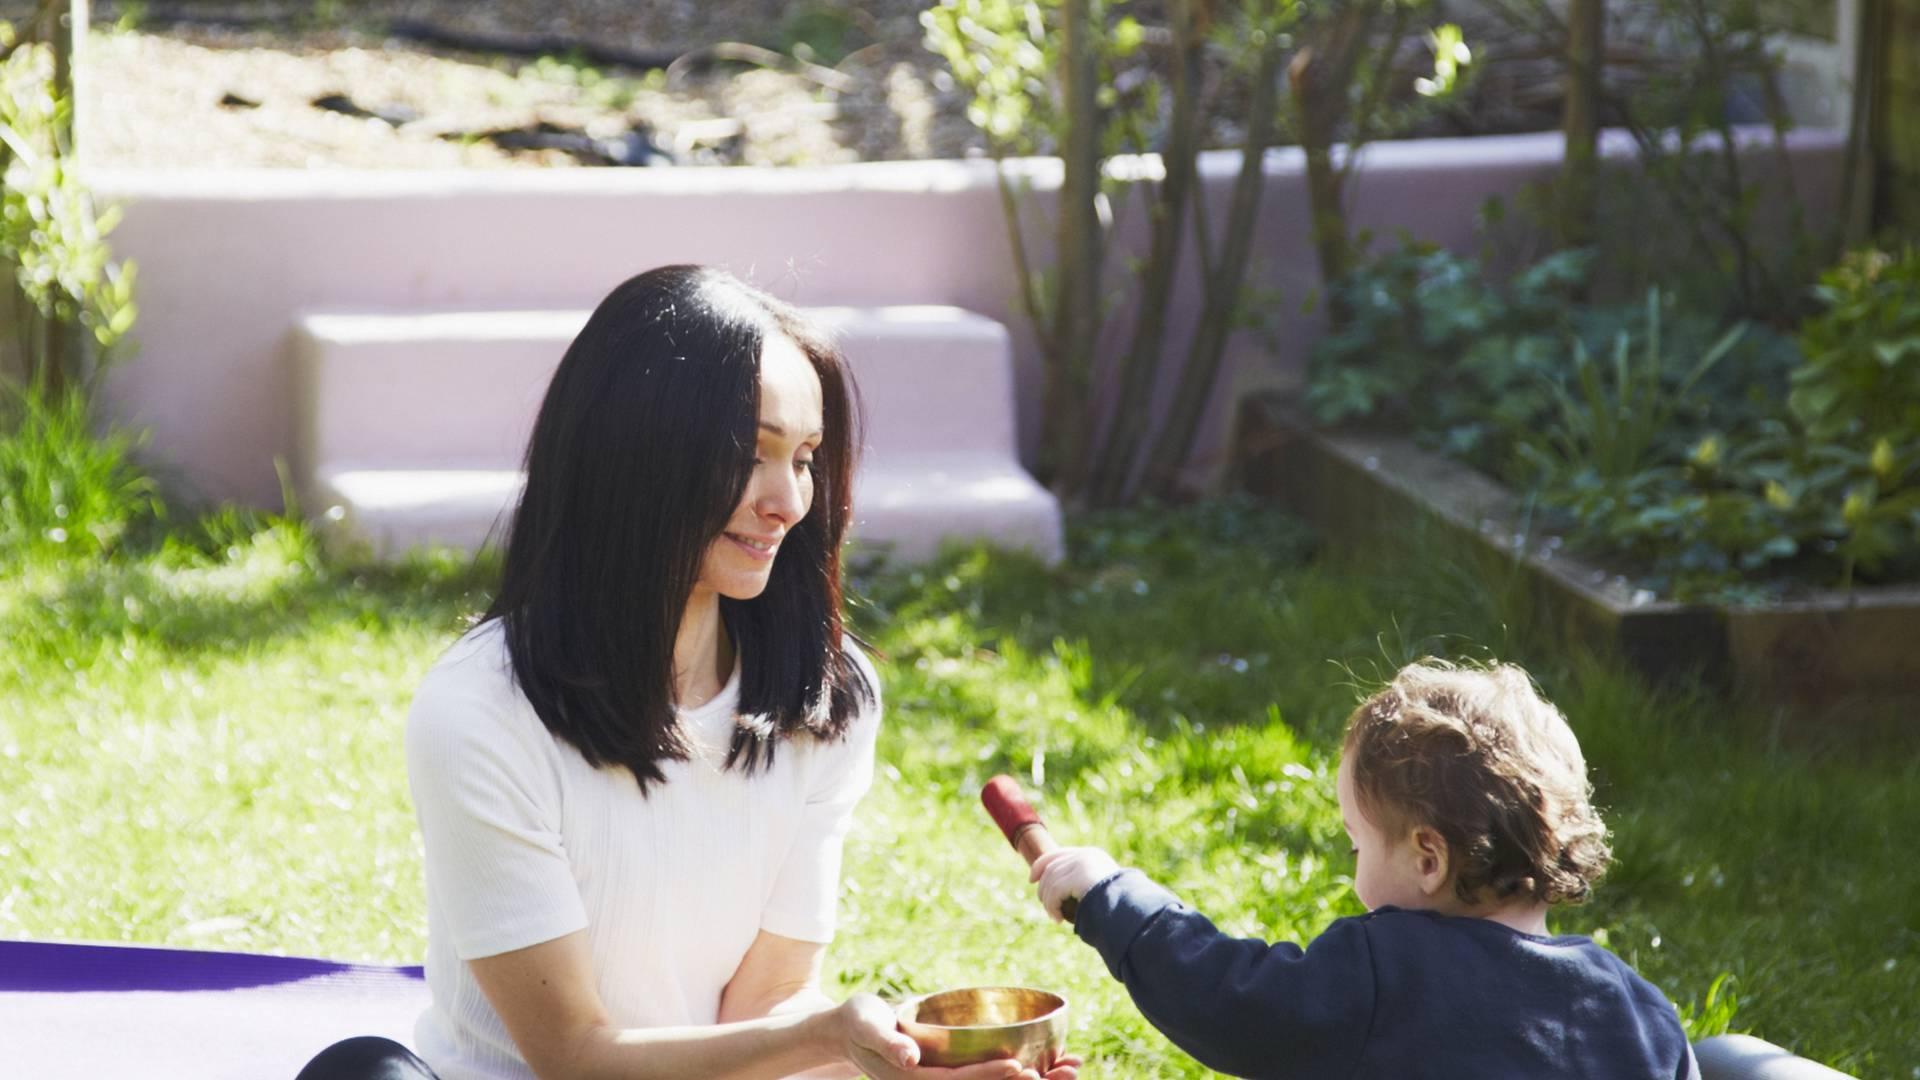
left=1233, top=394, right=1920, bottom=713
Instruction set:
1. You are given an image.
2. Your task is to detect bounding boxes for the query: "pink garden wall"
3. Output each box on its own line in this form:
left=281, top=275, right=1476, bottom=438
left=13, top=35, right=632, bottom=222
left=85, top=126, right=1844, bottom=509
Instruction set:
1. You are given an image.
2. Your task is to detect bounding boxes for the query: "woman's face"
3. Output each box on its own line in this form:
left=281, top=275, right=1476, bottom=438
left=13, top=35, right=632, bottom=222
left=696, top=333, right=825, bottom=601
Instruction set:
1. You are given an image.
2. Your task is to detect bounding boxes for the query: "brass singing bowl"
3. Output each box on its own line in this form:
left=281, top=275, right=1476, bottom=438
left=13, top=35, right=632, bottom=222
left=896, top=986, right=1068, bottom=1069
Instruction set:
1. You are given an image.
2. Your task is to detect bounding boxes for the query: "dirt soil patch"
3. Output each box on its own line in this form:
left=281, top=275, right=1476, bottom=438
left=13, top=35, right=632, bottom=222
left=12, top=0, right=983, bottom=169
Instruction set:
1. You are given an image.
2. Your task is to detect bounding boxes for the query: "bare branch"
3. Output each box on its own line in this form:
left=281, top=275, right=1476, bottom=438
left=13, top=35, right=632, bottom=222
left=995, top=164, right=1056, bottom=359
left=1337, top=3, right=1413, bottom=195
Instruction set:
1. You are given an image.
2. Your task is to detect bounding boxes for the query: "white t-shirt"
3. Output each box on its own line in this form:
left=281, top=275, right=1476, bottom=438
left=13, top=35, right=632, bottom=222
left=405, top=620, right=881, bottom=1080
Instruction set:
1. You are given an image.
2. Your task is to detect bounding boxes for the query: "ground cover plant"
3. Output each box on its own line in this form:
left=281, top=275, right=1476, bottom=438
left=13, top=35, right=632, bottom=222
left=3, top=408, right=1914, bottom=1077
left=1306, top=241, right=1920, bottom=602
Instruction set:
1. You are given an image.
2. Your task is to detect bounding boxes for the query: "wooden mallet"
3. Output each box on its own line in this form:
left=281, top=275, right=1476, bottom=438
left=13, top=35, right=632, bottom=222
left=981, top=775, right=1077, bottom=921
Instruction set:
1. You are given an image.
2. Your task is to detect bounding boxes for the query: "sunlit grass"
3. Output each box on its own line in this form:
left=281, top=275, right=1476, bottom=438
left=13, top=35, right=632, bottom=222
left=0, top=518, right=488, bottom=959
left=2, top=495, right=1913, bottom=1077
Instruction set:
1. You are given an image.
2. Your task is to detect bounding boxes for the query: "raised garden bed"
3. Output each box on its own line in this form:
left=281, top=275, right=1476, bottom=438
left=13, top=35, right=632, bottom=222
left=1234, top=392, right=1920, bottom=721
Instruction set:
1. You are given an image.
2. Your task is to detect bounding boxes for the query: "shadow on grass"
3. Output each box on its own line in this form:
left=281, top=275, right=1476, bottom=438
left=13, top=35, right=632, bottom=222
left=858, top=496, right=1626, bottom=751
left=2, top=523, right=497, bottom=670
left=870, top=494, right=1920, bottom=760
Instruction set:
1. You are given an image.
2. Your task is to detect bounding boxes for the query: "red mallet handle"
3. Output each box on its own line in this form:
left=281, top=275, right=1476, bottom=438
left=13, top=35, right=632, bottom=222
left=981, top=775, right=1076, bottom=920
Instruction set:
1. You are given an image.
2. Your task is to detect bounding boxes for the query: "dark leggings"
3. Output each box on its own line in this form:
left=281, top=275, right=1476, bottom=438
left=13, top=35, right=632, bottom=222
left=296, top=1036, right=441, bottom=1080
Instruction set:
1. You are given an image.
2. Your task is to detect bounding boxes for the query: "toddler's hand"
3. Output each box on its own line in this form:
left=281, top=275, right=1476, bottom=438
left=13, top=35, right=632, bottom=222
left=1029, top=847, right=1120, bottom=923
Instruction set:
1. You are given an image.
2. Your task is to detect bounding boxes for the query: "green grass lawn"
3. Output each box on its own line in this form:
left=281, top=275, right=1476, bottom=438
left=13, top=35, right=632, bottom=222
left=2, top=498, right=1915, bottom=1077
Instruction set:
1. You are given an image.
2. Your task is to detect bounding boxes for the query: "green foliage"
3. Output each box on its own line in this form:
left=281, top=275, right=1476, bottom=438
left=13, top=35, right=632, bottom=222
left=1526, top=294, right=1747, bottom=486
left=1415, top=24, right=1471, bottom=99
left=1531, top=255, right=1920, bottom=596
left=0, top=19, right=140, bottom=384
left=111, top=1, right=149, bottom=34
left=921, top=0, right=1066, bottom=154
left=1308, top=241, right=1920, bottom=598
left=518, top=53, right=645, bottom=112
left=1790, top=249, right=1920, bottom=444
left=773, top=6, right=869, bottom=66
left=920, top=0, right=1158, bottom=157
left=0, top=382, right=162, bottom=563
left=1306, top=242, right=1592, bottom=474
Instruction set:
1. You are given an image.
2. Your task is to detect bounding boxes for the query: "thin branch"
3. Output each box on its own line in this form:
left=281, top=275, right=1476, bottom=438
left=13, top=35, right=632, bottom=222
left=1047, top=0, right=1104, bottom=496
left=1088, top=0, right=1205, bottom=505
left=1478, top=0, right=1568, bottom=41
left=1336, top=3, right=1412, bottom=195
left=995, top=162, right=1056, bottom=358
left=1192, top=149, right=1219, bottom=284
left=1143, top=36, right=1285, bottom=496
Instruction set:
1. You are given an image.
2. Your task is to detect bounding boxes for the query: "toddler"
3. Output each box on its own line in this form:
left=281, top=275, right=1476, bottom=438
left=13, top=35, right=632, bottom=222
left=1032, top=660, right=1697, bottom=1079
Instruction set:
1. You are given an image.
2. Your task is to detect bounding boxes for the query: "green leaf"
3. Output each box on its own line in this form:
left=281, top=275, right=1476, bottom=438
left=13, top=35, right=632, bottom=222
left=1872, top=338, right=1918, bottom=366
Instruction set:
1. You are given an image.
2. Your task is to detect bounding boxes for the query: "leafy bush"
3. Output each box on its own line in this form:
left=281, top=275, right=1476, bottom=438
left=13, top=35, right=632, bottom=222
left=1539, top=253, right=1920, bottom=595
left=1790, top=249, right=1920, bottom=445
left=1306, top=244, right=1791, bottom=477
left=0, top=21, right=140, bottom=386
left=921, top=0, right=1154, bottom=157
left=1524, top=297, right=1747, bottom=486
left=1307, top=243, right=1920, bottom=598
left=1306, top=244, right=1589, bottom=471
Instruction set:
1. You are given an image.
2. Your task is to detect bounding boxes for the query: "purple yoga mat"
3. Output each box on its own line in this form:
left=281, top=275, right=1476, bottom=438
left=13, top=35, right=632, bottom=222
left=0, top=939, right=430, bottom=1080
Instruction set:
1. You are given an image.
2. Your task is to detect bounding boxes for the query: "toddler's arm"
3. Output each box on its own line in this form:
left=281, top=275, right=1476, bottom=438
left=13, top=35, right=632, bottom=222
left=1033, top=849, right=1373, bottom=1080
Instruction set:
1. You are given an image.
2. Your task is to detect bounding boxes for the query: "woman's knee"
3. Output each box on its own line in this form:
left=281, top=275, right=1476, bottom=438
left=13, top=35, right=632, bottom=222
left=295, top=1035, right=438, bottom=1080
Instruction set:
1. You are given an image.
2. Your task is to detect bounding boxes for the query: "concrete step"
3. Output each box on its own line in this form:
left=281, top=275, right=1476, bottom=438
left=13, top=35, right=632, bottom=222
left=292, top=306, right=1061, bottom=564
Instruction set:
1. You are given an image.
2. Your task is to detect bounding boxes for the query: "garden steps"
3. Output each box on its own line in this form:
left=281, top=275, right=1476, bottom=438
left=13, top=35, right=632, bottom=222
left=291, top=306, right=1063, bottom=564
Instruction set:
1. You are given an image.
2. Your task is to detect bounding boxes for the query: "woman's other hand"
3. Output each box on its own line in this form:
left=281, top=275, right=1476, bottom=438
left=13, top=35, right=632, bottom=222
left=834, top=995, right=1082, bottom=1080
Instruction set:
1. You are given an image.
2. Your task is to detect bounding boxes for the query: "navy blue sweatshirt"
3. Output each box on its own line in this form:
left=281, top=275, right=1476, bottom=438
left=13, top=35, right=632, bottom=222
left=1076, top=870, right=1697, bottom=1079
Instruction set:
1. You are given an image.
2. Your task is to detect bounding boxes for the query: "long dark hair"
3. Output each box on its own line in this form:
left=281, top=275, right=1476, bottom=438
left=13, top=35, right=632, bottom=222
left=483, top=265, right=871, bottom=793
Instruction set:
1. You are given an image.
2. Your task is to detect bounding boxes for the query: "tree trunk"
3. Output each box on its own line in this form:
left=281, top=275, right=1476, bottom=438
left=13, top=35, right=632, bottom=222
left=1558, top=0, right=1604, bottom=253
left=1880, top=0, right=1920, bottom=238
left=34, top=0, right=85, bottom=392
left=1043, top=0, right=1104, bottom=498
left=1086, top=0, right=1205, bottom=507
left=1289, top=3, right=1381, bottom=329
left=46, top=0, right=81, bottom=154
left=1141, top=39, right=1284, bottom=499
left=1838, top=0, right=1882, bottom=249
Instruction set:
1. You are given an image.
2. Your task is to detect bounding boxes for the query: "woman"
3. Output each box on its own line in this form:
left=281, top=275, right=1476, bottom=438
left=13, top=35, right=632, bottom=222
left=298, top=267, right=1079, bottom=1080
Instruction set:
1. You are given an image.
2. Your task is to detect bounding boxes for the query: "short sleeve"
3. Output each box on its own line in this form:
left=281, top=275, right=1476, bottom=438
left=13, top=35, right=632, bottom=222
left=759, top=647, right=882, bottom=943
left=406, top=662, right=589, bottom=960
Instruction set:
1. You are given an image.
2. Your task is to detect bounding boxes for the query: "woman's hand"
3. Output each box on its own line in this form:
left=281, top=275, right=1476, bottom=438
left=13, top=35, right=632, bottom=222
left=834, top=994, right=1083, bottom=1080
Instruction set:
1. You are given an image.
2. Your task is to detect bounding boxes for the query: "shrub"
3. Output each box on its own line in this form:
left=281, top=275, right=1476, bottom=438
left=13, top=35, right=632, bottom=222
left=0, top=383, right=162, bottom=563
left=1306, top=243, right=1920, bottom=598
left=1790, top=249, right=1920, bottom=445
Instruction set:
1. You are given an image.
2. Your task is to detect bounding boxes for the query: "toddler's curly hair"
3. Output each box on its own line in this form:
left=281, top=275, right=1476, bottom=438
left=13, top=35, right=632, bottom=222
left=1342, top=660, right=1612, bottom=906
